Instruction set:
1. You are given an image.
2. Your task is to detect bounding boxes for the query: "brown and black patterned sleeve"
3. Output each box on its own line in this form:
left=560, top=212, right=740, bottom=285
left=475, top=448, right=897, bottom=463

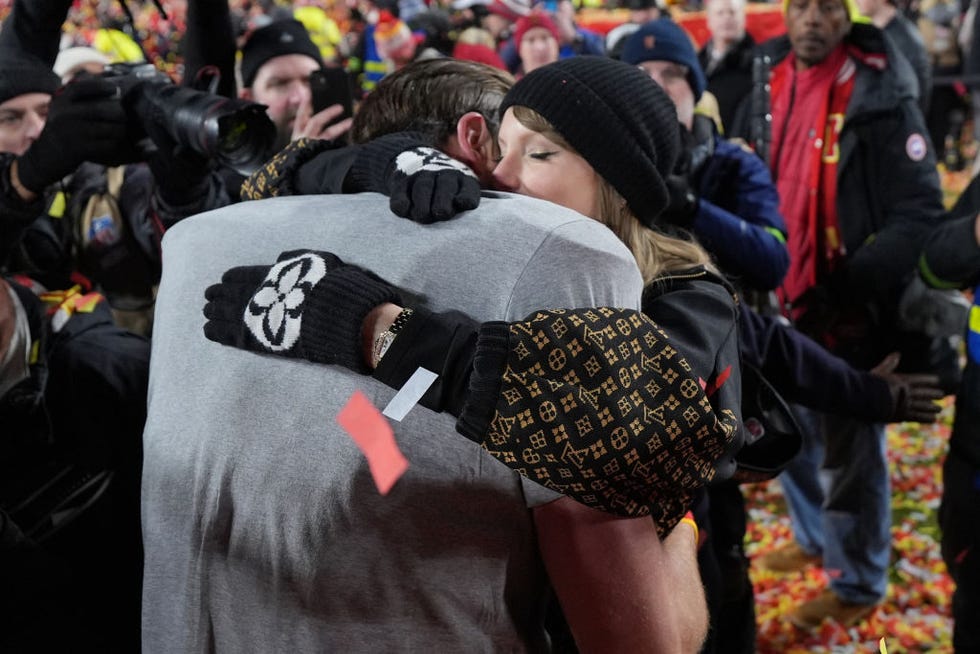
left=458, top=307, right=740, bottom=533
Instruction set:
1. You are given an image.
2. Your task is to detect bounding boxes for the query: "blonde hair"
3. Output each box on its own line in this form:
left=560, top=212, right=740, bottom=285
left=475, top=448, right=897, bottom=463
left=512, top=106, right=713, bottom=283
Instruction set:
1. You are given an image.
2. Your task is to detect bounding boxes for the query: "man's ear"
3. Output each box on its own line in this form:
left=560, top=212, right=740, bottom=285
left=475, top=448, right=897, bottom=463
left=455, top=111, right=496, bottom=162
left=240, top=87, right=253, bottom=100
left=452, top=111, right=497, bottom=181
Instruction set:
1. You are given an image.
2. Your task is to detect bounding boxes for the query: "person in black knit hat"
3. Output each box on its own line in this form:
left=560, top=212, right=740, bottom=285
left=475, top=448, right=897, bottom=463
left=202, top=56, right=743, bottom=651
left=238, top=19, right=352, bottom=154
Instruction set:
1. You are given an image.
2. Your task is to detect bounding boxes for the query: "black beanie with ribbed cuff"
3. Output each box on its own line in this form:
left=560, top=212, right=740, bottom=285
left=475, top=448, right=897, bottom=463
left=500, top=56, right=681, bottom=228
left=240, top=19, right=324, bottom=89
left=304, top=265, right=402, bottom=373
left=0, top=49, right=60, bottom=106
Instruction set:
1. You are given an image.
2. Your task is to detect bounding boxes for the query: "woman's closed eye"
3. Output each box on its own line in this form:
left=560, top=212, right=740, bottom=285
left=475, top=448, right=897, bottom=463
left=529, top=151, right=558, bottom=161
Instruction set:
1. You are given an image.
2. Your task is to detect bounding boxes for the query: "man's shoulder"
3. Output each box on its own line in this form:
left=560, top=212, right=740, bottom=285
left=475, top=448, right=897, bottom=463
left=165, top=192, right=626, bottom=254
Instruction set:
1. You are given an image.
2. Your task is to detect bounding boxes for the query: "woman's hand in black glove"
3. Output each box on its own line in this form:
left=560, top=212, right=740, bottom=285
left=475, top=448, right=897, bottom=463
left=346, top=132, right=482, bottom=223
left=203, top=249, right=402, bottom=373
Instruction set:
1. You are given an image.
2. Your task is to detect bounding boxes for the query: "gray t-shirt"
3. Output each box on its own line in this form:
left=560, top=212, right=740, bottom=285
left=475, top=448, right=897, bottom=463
left=141, top=192, right=643, bottom=653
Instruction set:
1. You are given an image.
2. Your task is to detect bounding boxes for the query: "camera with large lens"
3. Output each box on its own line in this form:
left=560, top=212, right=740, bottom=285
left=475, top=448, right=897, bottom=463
left=103, top=63, right=275, bottom=175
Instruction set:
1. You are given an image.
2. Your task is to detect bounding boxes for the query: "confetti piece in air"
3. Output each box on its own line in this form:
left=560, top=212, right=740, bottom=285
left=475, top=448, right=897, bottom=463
left=336, top=391, right=408, bottom=495
left=880, top=637, right=888, bottom=654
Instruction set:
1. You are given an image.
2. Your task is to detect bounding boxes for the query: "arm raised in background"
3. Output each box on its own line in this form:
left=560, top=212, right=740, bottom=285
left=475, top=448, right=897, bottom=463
left=181, top=0, right=237, bottom=98
left=0, top=0, right=73, bottom=65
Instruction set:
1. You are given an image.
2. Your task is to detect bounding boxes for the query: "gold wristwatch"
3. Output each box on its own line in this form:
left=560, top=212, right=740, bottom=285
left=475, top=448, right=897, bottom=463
left=372, top=307, right=415, bottom=367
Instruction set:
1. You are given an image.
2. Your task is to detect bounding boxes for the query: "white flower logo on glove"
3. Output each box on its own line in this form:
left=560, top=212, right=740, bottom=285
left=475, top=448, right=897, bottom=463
left=394, top=147, right=477, bottom=178
left=244, top=252, right=328, bottom=351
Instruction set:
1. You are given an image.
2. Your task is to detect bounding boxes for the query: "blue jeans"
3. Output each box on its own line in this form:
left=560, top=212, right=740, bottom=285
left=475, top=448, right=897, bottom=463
left=779, top=405, right=890, bottom=604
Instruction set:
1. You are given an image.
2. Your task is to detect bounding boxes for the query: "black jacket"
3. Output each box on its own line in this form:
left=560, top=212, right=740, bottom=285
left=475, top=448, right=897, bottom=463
left=736, top=24, right=946, bottom=367
left=1, top=155, right=228, bottom=299
left=698, top=33, right=756, bottom=135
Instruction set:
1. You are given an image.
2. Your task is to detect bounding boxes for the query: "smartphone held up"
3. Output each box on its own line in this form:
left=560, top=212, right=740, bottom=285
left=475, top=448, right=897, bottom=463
left=309, top=67, right=355, bottom=125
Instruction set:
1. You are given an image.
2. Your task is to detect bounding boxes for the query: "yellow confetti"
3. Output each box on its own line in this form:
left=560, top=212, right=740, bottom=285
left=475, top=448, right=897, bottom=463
left=880, top=637, right=888, bottom=654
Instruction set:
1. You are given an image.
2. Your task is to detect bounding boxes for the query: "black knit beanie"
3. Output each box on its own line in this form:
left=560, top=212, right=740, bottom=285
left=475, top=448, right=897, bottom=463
left=0, top=49, right=61, bottom=106
left=240, top=19, right=324, bottom=88
left=499, top=56, right=681, bottom=228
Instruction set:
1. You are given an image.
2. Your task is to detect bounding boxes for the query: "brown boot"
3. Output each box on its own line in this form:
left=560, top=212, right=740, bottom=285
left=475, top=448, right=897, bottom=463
left=788, top=590, right=879, bottom=629
left=755, top=542, right=822, bottom=574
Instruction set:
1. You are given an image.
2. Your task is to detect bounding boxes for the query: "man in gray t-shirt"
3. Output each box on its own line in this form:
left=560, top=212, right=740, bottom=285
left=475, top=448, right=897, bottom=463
left=141, top=59, right=706, bottom=652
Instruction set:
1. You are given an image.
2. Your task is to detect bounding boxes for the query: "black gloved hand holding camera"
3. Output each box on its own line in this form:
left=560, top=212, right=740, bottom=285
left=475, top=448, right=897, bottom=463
left=112, top=75, right=217, bottom=208
left=16, top=76, right=143, bottom=194
left=658, top=124, right=703, bottom=230
left=139, top=99, right=214, bottom=208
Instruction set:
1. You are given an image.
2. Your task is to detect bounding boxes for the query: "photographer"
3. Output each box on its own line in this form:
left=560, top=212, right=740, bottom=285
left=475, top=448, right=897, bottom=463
left=0, top=272, right=149, bottom=651
left=181, top=8, right=355, bottom=199
left=0, top=0, right=232, bottom=316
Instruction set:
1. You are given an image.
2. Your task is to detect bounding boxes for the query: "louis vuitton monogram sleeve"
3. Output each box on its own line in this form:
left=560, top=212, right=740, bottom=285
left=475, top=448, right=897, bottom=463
left=376, top=302, right=742, bottom=532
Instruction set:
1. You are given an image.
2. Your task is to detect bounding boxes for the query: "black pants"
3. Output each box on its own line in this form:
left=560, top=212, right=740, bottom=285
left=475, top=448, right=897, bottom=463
left=699, top=482, right=755, bottom=654
left=941, top=455, right=980, bottom=652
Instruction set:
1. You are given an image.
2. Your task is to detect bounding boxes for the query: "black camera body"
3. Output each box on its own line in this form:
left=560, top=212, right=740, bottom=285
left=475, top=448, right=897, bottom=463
left=102, top=63, right=276, bottom=175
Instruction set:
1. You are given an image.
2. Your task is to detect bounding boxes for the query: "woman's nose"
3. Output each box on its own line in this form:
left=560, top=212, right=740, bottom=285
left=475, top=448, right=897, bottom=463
left=491, top=155, right=519, bottom=192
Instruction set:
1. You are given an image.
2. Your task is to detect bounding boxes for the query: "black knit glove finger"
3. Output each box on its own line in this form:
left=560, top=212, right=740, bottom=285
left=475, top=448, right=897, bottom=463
left=17, top=76, right=142, bottom=193
left=347, top=132, right=481, bottom=223
left=386, top=148, right=481, bottom=223
left=203, top=249, right=402, bottom=373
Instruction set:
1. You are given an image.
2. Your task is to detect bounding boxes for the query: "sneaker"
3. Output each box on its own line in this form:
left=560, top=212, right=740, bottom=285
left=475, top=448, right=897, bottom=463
left=756, top=542, right=822, bottom=573
left=788, top=590, right=879, bottom=629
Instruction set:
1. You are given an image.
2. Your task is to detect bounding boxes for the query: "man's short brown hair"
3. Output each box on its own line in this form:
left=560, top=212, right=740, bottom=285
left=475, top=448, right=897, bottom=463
left=351, top=59, right=514, bottom=146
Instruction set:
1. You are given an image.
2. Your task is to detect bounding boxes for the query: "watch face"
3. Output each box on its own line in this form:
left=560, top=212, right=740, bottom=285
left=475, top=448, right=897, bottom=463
left=379, top=332, right=395, bottom=357
left=374, top=330, right=396, bottom=365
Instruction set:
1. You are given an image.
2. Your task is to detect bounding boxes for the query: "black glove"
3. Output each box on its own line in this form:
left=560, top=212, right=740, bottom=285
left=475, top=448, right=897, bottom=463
left=346, top=131, right=481, bottom=223
left=203, top=249, right=402, bottom=373
left=16, top=76, right=142, bottom=194
left=870, top=352, right=944, bottom=423
left=660, top=174, right=699, bottom=229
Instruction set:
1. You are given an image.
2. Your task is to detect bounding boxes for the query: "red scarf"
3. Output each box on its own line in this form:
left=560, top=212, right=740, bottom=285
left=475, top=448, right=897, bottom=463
left=769, top=45, right=855, bottom=314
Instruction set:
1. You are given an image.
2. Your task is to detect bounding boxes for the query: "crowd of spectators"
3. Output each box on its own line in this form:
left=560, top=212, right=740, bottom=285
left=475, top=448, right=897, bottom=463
left=1, top=0, right=980, bottom=652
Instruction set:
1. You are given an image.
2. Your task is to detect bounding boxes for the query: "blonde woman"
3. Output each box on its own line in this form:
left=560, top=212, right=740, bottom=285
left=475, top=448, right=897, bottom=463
left=204, top=57, right=743, bottom=529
